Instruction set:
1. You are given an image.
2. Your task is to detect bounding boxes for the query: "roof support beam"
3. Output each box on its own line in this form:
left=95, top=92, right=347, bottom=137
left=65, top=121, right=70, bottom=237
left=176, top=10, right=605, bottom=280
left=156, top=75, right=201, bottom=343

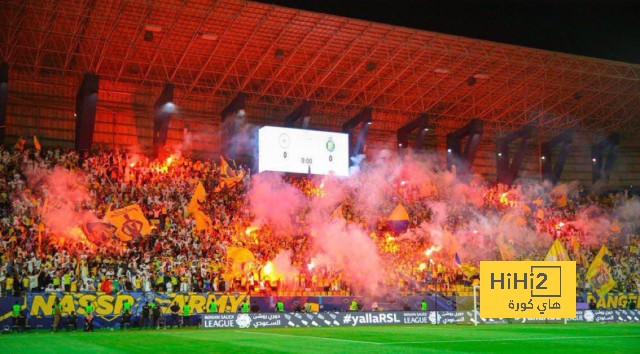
left=75, top=73, right=99, bottom=152
left=592, top=132, right=620, bottom=185
left=342, top=107, right=372, bottom=163
left=0, top=63, right=8, bottom=146
left=153, top=83, right=174, bottom=158
left=397, top=113, right=429, bottom=151
left=540, top=130, right=573, bottom=183
left=496, top=124, right=533, bottom=186
left=446, top=118, right=483, bottom=173
left=284, top=100, right=312, bottom=128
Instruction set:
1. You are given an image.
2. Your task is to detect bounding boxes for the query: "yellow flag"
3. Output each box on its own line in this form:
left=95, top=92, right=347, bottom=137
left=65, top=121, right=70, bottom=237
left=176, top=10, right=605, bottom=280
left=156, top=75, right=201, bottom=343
left=220, top=157, right=232, bottom=177
left=187, top=182, right=206, bottom=216
left=33, top=135, right=42, bottom=151
left=215, top=171, right=245, bottom=192
left=556, top=194, right=567, bottom=207
left=104, top=204, right=151, bottom=241
left=460, top=264, right=479, bottom=278
left=186, top=181, right=212, bottom=232
left=331, top=205, right=346, bottom=222
left=586, top=246, right=617, bottom=296
left=573, top=239, right=580, bottom=258
left=544, top=239, right=571, bottom=261
left=223, top=247, right=255, bottom=281
left=419, top=179, right=437, bottom=198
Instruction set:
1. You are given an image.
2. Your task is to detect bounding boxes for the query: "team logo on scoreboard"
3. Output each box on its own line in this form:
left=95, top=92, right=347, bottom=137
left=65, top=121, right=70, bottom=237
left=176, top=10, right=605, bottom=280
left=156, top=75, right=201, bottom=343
left=326, top=137, right=335, bottom=152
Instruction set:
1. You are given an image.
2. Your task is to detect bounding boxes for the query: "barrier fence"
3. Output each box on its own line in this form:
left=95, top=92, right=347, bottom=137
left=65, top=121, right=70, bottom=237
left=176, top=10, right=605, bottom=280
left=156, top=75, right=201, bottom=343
left=1, top=292, right=638, bottom=329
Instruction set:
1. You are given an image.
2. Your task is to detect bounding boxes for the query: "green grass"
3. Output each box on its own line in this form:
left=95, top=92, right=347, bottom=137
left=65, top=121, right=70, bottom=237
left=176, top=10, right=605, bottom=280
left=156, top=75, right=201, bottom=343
left=1, top=323, right=639, bottom=353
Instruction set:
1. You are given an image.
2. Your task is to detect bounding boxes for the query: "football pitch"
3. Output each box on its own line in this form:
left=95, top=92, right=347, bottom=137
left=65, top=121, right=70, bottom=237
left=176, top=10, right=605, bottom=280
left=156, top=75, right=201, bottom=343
left=1, top=323, right=638, bottom=353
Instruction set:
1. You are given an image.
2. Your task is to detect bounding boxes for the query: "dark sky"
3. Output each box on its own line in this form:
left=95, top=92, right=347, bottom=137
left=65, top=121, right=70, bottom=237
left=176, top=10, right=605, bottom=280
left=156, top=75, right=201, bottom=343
left=259, top=0, right=640, bottom=64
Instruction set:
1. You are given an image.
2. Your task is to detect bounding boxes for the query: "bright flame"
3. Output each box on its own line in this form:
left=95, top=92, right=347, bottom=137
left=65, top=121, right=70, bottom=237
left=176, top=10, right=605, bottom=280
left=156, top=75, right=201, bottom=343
left=425, top=245, right=442, bottom=257
left=400, top=180, right=406, bottom=186
left=307, top=262, right=314, bottom=270
left=130, top=163, right=135, bottom=168
left=419, top=263, right=427, bottom=271
left=263, top=262, right=273, bottom=275
left=166, top=156, right=174, bottom=165
left=245, top=227, right=259, bottom=236
left=473, top=229, right=478, bottom=234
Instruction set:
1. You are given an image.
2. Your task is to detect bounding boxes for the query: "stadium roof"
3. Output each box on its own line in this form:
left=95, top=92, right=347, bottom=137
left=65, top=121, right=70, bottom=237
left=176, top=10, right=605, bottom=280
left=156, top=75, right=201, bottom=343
left=2, top=0, right=639, bottom=136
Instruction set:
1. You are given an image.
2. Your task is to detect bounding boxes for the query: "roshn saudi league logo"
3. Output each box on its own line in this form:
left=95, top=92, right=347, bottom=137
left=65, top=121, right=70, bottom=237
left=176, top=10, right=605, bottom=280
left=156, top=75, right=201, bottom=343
left=326, top=137, right=335, bottom=152
left=236, top=314, right=252, bottom=328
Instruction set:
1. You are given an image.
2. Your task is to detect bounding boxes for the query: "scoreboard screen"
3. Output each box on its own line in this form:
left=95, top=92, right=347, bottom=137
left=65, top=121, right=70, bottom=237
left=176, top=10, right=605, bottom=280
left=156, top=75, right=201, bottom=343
left=258, top=126, right=349, bottom=176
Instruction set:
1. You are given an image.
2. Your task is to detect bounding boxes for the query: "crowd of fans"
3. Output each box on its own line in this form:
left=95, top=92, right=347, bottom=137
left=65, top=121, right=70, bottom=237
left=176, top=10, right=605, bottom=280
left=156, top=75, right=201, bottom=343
left=0, top=146, right=637, bottom=299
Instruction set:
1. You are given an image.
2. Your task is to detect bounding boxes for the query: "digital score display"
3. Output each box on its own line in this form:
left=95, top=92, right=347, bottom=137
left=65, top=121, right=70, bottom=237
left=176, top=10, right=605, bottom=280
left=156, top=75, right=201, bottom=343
left=258, top=126, right=349, bottom=176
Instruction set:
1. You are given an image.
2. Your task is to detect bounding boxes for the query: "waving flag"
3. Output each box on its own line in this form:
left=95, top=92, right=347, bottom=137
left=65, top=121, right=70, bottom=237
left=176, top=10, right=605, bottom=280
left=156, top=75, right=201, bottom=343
left=330, top=205, right=346, bottom=222
left=223, top=247, right=256, bottom=281
left=81, top=222, right=119, bottom=246
left=215, top=157, right=245, bottom=192
left=186, top=181, right=212, bottom=231
left=419, top=179, right=438, bottom=198
left=586, top=246, right=617, bottom=296
left=219, top=156, right=233, bottom=177
left=544, top=239, right=571, bottom=261
left=14, top=135, right=27, bottom=151
left=556, top=194, right=567, bottom=207
left=387, top=203, right=410, bottom=233
left=33, top=135, right=41, bottom=151
left=455, top=253, right=479, bottom=278
left=104, top=204, right=151, bottom=242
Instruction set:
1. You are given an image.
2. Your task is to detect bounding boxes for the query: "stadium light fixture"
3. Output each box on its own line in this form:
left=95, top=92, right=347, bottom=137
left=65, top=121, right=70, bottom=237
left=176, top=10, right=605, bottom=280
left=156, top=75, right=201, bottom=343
left=144, top=25, right=163, bottom=32
left=447, top=148, right=452, bottom=153
left=143, top=25, right=161, bottom=43
left=498, top=152, right=502, bottom=157
left=592, top=158, right=597, bottom=162
left=541, top=156, right=546, bottom=160
left=201, top=33, right=219, bottom=41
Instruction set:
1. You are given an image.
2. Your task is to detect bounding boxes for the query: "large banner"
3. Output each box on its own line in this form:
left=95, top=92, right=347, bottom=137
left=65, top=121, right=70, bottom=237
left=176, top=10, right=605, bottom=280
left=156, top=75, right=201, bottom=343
left=202, top=311, right=460, bottom=329
left=585, top=291, right=639, bottom=309
left=0, top=293, right=454, bottom=329
left=1, top=292, right=248, bottom=329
